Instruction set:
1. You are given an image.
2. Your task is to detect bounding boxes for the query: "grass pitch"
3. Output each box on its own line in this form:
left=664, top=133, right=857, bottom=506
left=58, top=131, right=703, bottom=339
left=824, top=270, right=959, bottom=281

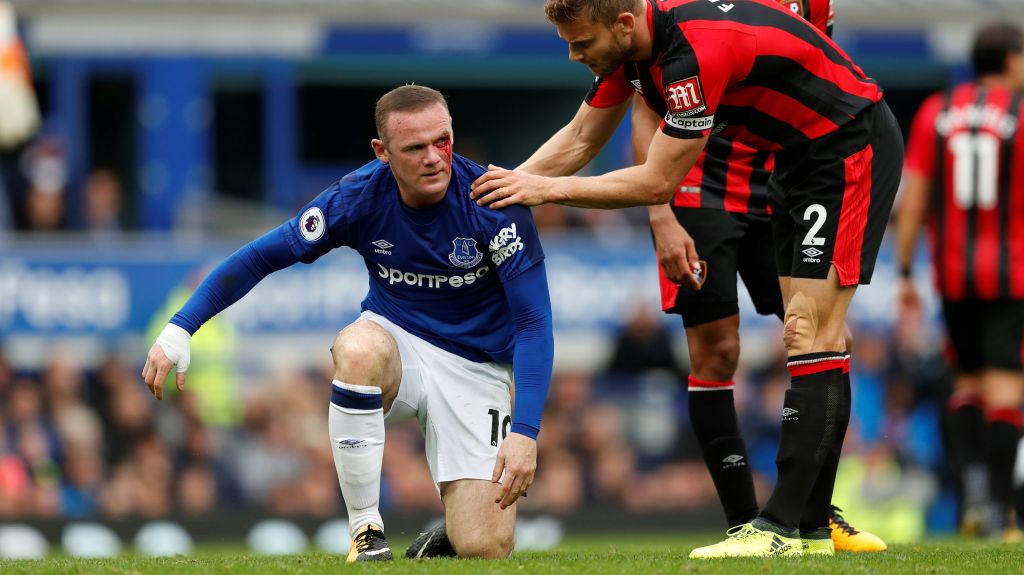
left=1, top=533, right=1021, bottom=574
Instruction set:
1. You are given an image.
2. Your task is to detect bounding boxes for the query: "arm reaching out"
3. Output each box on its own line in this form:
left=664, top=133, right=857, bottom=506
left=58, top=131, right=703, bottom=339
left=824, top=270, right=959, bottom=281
left=517, top=99, right=630, bottom=177
left=141, top=225, right=298, bottom=398
left=472, top=130, right=708, bottom=210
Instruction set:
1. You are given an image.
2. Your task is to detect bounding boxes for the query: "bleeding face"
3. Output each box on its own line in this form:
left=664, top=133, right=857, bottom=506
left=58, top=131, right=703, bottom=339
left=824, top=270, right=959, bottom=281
left=371, top=102, right=454, bottom=208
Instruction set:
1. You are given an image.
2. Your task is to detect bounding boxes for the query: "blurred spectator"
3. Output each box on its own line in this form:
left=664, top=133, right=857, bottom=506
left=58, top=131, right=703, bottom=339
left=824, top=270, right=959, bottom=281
left=177, top=464, right=218, bottom=516
left=83, top=169, right=123, bottom=236
left=606, top=302, right=685, bottom=380
left=20, top=136, right=67, bottom=231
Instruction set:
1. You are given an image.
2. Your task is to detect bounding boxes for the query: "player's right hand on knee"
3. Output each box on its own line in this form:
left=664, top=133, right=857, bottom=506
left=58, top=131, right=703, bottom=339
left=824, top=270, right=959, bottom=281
left=492, top=432, right=537, bottom=510
left=142, top=323, right=191, bottom=400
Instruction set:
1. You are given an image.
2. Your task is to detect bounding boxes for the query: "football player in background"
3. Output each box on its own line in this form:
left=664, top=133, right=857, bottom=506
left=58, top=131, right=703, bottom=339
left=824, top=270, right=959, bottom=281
left=899, top=21, right=1024, bottom=540
left=143, top=85, right=554, bottom=562
left=630, top=0, right=883, bottom=553
left=472, top=0, right=903, bottom=557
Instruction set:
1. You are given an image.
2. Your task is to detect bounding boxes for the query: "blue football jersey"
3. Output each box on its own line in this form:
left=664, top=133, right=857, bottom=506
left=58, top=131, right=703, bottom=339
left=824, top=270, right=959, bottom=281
left=282, top=154, right=545, bottom=364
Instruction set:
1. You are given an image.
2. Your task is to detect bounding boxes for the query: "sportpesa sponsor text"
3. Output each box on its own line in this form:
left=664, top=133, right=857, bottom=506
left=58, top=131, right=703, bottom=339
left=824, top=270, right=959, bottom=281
left=377, top=264, right=490, bottom=289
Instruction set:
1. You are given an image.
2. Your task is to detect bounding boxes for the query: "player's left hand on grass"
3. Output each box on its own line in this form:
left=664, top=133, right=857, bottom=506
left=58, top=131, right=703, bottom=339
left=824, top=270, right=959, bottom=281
left=470, top=165, right=553, bottom=209
left=491, top=432, right=537, bottom=510
left=141, top=323, right=191, bottom=400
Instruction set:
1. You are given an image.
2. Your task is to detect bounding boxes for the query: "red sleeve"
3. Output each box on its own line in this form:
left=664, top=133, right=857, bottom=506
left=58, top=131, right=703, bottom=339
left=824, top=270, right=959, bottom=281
left=904, top=93, right=943, bottom=179
left=584, top=66, right=633, bottom=109
left=809, top=0, right=833, bottom=36
left=659, top=27, right=746, bottom=139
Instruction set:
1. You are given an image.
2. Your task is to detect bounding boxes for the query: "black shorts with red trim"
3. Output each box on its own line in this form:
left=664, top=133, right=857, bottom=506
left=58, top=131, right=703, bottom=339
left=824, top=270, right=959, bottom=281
left=770, top=100, right=904, bottom=285
left=942, top=299, right=1024, bottom=372
left=658, top=207, right=784, bottom=327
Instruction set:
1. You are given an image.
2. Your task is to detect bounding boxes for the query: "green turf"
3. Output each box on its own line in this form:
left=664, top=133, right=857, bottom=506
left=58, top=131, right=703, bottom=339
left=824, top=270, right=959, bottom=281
left=2, top=534, right=1022, bottom=574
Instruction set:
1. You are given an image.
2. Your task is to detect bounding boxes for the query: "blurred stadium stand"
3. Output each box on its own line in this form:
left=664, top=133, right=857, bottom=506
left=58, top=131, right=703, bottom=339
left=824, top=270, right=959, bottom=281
left=0, top=0, right=1012, bottom=555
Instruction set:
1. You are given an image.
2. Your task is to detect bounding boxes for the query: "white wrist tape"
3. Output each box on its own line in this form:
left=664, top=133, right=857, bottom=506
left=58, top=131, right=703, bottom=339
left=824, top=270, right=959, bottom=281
left=155, top=323, right=192, bottom=373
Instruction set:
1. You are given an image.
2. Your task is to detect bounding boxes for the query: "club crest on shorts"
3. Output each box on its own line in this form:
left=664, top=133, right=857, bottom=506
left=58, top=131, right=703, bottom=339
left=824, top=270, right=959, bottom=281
left=299, top=207, right=325, bottom=242
left=694, top=259, right=708, bottom=288
left=449, top=237, right=483, bottom=268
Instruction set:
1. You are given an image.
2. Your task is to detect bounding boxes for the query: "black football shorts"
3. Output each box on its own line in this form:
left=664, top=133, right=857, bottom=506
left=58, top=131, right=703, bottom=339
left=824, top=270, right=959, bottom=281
left=770, top=100, right=904, bottom=285
left=658, top=207, right=784, bottom=327
left=942, top=299, right=1024, bottom=372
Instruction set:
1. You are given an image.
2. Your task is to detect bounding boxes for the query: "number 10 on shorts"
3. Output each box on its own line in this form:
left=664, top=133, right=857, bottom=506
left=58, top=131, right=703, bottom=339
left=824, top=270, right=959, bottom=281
left=488, top=408, right=511, bottom=446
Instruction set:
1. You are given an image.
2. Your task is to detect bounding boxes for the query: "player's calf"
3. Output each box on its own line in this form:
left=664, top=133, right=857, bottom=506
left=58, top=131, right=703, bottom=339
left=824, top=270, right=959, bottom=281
left=782, top=291, right=819, bottom=354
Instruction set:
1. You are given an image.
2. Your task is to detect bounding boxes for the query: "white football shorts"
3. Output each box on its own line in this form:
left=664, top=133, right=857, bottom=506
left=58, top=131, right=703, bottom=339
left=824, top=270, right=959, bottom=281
left=356, top=310, right=513, bottom=485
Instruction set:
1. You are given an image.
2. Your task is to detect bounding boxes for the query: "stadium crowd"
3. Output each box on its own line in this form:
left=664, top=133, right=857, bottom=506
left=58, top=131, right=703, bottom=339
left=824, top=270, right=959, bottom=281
left=0, top=298, right=958, bottom=539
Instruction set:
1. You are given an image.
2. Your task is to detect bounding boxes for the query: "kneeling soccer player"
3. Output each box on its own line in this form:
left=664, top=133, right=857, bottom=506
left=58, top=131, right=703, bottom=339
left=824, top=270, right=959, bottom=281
left=142, top=85, right=554, bottom=561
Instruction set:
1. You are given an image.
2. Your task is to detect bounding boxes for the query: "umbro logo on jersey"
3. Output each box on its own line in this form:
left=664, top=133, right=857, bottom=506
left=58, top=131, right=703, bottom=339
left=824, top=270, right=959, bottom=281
left=630, top=79, right=643, bottom=93
left=782, top=407, right=800, bottom=421
left=372, top=239, right=393, bottom=255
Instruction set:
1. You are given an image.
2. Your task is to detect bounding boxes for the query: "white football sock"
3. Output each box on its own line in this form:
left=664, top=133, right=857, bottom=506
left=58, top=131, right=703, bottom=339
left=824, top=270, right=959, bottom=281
left=329, top=380, right=385, bottom=535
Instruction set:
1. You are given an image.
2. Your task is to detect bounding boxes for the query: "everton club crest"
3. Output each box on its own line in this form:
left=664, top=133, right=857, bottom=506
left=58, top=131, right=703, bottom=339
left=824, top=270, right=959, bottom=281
left=449, top=237, right=483, bottom=268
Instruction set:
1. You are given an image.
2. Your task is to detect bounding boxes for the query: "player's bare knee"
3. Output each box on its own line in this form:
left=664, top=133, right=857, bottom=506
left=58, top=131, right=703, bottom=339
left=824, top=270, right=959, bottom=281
left=332, top=322, right=400, bottom=387
left=709, top=335, right=740, bottom=379
left=782, top=291, right=818, bottom=355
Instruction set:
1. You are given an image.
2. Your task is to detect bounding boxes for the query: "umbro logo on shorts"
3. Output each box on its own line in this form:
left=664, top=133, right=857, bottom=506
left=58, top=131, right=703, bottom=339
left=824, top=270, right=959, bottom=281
left=782, top=407, right=800, bottom=421
left=722, top=454, right=746, bottom=468
left=802, top=247, right=823, bottom=258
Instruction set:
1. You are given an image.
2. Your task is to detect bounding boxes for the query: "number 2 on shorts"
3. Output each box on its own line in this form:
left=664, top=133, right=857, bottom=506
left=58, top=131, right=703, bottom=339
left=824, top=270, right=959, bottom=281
left=802, top=203, right=827, bottom=246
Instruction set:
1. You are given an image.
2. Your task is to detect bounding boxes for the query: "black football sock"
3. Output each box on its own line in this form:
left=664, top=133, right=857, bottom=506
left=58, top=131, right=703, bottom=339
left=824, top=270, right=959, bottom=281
left=800, top=356, right=851, bottom=531
left=948, top=393, right=987, bottom=510
left=688, top=376, right=759, bottom=527
left=986, top=409, right=1023, bottom=531
left=760, top=352, right=846, bottom=530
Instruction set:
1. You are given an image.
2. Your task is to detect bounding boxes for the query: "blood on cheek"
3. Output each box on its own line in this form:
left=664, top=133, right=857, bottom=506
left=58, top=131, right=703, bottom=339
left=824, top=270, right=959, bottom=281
left=435, top=139, right=452, bottom=166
